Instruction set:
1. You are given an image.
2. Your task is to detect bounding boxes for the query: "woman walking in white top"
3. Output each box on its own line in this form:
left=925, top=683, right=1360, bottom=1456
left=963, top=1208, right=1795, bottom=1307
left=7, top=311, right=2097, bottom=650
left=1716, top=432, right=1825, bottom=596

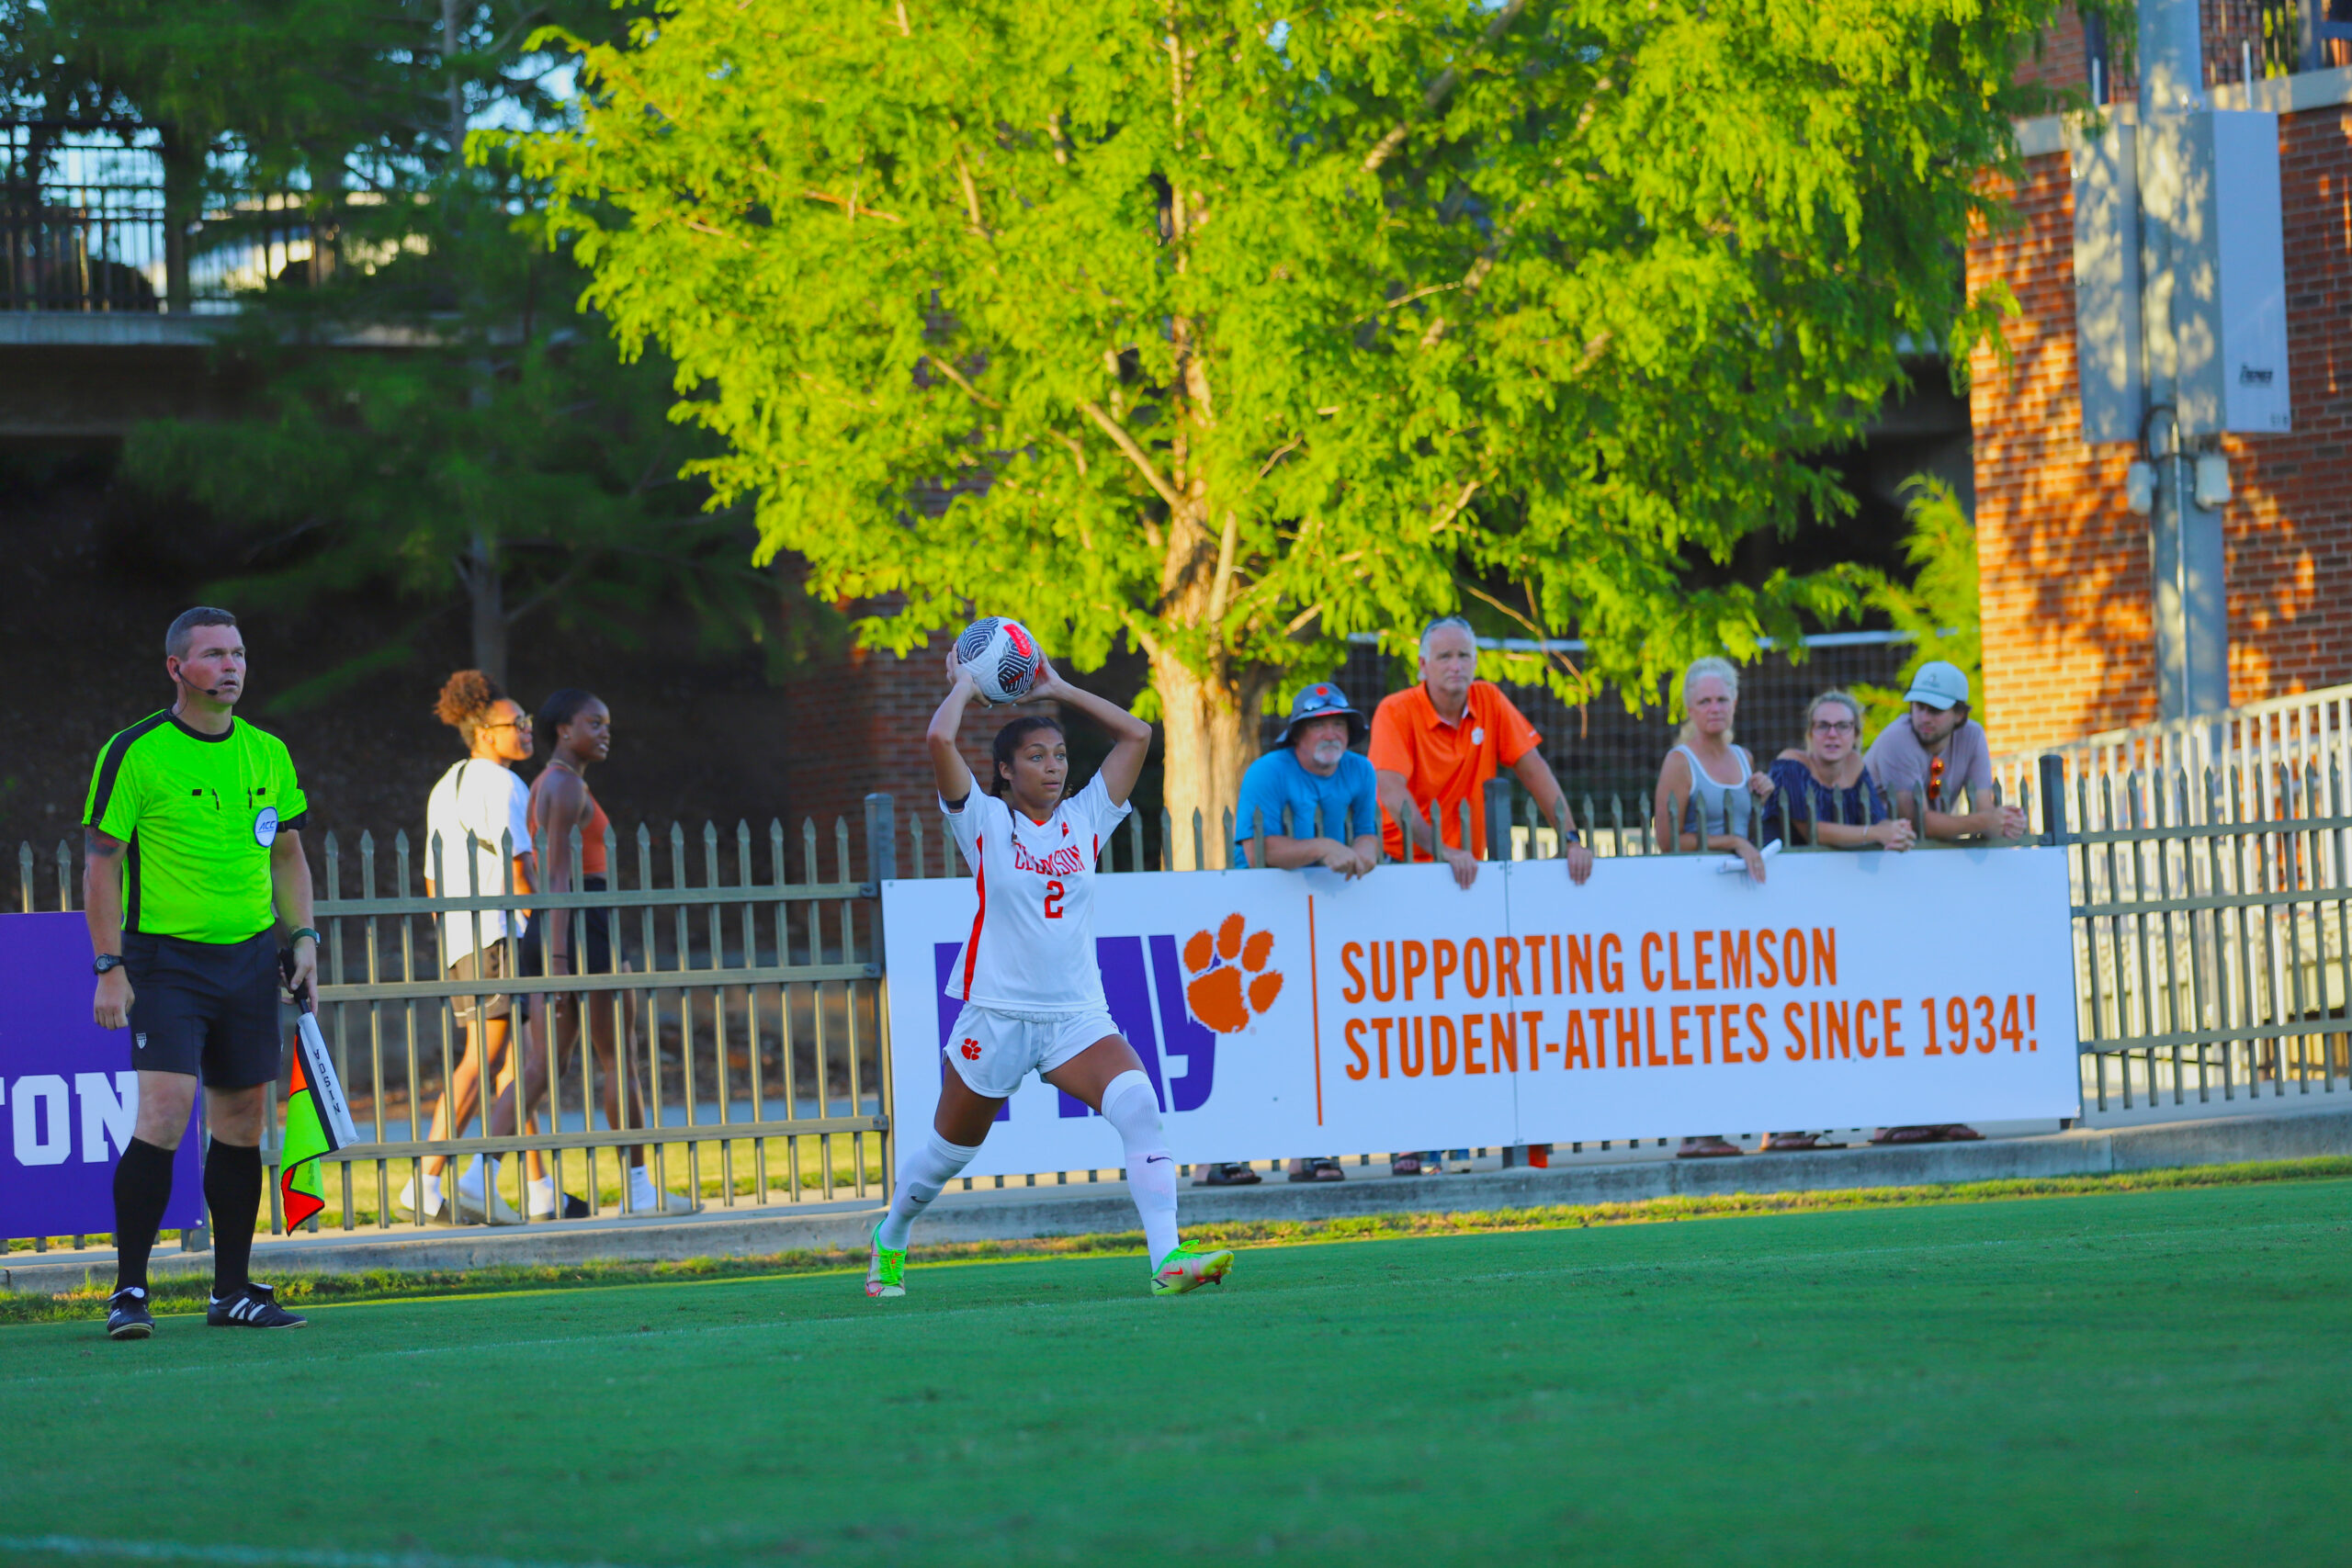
left=863, top=648, right=1235, bottom=1299
left=408, top=670, right=554, bottom=1224
left=1652, top=657, right=1776, bottom=1159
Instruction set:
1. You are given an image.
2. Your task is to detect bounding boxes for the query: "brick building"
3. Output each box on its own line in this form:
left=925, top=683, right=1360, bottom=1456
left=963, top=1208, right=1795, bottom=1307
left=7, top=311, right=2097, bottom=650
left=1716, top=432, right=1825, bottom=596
left=1971, top=24, right=2352, bottom=755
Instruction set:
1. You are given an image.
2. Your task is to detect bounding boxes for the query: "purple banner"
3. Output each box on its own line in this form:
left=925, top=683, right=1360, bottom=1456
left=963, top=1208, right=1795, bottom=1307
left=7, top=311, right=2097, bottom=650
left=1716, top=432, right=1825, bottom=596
left=1, top=912, right=204, bottom=1238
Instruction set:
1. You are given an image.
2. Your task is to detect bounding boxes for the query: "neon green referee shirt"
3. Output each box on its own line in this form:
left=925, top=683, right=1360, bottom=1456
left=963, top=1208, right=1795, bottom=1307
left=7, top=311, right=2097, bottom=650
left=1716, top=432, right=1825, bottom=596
left=84, top=710, right=310, bottom=944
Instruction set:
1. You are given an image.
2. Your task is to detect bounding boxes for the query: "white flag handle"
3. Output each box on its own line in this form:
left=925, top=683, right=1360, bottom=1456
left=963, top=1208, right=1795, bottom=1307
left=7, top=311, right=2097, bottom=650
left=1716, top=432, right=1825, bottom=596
left=279, top=947, right=359, bottom=1148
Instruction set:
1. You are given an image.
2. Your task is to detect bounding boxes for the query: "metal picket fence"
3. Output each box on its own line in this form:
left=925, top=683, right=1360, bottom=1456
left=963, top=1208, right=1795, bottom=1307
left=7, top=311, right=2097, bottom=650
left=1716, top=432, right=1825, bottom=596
left=2048, top=754, right=2352, bottom=1111
left=1994, top=682, right=2352, bottom=813
left=10, top=798, right=900, bottom=1249
left=11, top=753, right=2352, bottom=1253
left=284, top=800, right=898, bottom=1235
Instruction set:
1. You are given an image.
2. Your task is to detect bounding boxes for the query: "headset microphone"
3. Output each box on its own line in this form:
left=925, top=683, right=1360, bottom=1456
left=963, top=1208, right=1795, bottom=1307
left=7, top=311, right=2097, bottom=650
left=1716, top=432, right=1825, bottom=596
left=170, top=661, right=229, bottom=699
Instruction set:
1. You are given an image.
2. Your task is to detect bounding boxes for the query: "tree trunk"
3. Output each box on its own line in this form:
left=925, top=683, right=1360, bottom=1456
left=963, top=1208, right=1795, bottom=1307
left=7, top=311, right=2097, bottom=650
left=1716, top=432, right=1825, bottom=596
left=463, top=531, right=508, bottom=686
left=1150, top=649, right=1259, bottom=870
left=441, top=0, right=469, bottom=160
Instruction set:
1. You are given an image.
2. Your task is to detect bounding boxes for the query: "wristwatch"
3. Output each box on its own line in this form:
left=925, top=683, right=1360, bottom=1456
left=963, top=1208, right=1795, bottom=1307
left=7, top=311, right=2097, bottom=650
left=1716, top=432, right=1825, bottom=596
left=94, top=953, right=125, bottom=976
left=1559, top=830, right=1581, bottom=847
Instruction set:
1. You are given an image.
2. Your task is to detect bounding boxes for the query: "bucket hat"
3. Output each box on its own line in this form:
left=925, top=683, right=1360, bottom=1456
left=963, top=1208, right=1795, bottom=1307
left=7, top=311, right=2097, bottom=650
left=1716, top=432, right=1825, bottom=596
left=1276, top=682, right=1368, bottom=747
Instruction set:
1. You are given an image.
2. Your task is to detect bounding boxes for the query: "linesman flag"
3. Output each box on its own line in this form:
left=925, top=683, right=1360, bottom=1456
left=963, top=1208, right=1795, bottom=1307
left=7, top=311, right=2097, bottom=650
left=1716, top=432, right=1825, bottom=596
left=277, top=951, right=358, bottom=1228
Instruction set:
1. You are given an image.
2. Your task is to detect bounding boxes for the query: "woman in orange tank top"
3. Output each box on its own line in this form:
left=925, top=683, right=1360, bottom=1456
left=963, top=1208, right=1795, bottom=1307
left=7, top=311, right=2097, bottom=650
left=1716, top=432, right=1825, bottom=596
left=531, top=689, right=692, bottom=1215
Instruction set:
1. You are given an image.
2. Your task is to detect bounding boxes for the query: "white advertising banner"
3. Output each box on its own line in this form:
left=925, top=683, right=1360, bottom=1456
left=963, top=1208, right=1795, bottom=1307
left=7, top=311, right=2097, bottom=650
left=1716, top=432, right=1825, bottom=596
left=881, top=847, right=2080, bottom=1180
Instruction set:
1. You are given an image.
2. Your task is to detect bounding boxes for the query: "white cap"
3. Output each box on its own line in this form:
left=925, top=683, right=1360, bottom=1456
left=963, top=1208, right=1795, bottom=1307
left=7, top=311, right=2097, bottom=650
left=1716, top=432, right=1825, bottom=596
left=1903, top=660, right=1970, bottom=711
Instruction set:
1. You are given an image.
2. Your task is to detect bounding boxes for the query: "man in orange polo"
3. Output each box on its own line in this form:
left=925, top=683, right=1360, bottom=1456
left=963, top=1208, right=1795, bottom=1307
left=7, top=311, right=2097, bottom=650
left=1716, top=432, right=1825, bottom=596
left=1370, top=615, right=1595, bottom=891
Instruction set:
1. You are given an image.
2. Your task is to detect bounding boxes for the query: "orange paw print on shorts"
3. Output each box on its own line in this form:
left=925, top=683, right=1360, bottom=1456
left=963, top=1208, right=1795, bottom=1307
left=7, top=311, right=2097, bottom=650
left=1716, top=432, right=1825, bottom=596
left=1180, top=913, right=1283, bottom=1033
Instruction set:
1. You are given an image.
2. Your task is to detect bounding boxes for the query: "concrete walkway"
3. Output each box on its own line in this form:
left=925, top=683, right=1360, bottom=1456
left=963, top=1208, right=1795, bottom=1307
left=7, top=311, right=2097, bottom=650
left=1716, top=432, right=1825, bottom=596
left=10, top=1098, right=2351, bottom=1297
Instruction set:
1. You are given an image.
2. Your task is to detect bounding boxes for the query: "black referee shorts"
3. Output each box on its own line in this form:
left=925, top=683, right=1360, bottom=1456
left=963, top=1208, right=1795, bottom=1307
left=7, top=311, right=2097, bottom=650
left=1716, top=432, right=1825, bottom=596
left=123, top=931, right=284, bottom=1089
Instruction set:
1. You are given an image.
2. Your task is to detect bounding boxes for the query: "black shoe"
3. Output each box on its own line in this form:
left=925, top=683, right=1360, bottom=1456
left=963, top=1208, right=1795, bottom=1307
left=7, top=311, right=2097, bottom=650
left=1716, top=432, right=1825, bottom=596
left=206, top=1281, right=307, bottom=1329
left=1201, top=1162, right=1261, bottom=1186
left=107, top=1287, right=154, bottom=1341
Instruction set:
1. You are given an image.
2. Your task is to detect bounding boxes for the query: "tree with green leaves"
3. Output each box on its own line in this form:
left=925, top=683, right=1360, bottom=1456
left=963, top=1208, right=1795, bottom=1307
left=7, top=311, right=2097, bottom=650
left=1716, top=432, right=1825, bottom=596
left=9, top=1, right=818, bottom=694
left=119, top=238, right=803, bottom=704
left=1855, top=477, right=1983, bottom=737
left=516, top=0, right=2078, bottom=840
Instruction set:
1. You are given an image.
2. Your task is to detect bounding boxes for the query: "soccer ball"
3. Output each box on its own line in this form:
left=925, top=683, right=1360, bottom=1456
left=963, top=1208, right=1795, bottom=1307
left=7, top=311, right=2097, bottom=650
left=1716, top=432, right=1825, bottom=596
left=954, top=615, right=1042, bottom=705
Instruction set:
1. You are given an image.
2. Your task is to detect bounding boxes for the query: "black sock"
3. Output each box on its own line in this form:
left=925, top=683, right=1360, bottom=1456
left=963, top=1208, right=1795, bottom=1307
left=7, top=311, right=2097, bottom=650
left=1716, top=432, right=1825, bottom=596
left=204, top=1140, right=265, bottom=1297
left=111, top=1136, right=177, bottom=1296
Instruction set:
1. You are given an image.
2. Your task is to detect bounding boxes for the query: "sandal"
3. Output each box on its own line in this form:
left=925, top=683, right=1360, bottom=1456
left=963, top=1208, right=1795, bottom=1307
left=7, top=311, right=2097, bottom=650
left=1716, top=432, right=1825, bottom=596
left=1934, top=1123, right=1984, bottom=1142
left=1758, top=1133, right=1823, bottom=1151
left=1389, top=1153, right=1425, bottom=1177
left=1307, top=1156, right=1346, bottom=1181
left=1677, top=1135, right=1743, bottom=1158
left=1202, top=1162, right=1261, bottom=1186
left=1871, top=1126, right=1939, bottom=1145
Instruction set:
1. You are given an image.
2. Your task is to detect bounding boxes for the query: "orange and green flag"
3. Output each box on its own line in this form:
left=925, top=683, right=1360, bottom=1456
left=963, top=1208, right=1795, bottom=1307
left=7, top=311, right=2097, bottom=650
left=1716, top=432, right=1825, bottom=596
left=278, top=967, right=357, bottom=1228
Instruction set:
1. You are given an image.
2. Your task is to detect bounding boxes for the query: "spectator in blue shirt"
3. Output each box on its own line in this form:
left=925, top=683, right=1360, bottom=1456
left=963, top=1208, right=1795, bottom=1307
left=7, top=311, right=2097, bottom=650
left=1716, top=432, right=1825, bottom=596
left=1232, top=682, right=1381, bottom=878
left=1202, top=682, right=1377, bottom=1188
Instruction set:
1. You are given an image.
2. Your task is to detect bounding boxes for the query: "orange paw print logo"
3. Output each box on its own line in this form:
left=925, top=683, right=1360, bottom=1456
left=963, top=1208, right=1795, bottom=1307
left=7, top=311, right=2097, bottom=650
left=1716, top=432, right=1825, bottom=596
left=1182, top=914, right=1283, bottom=1033
left=959, top=1038, right=981, bottom=1060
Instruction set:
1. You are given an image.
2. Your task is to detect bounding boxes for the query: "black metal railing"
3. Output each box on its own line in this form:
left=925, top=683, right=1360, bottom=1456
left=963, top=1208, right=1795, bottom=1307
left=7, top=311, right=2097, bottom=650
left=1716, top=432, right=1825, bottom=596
left=1, top=120, right=321, bottom=314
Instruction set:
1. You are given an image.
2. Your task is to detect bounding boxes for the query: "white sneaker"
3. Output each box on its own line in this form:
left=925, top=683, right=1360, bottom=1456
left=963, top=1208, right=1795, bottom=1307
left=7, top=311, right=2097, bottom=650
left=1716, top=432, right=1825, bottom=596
left=452, top=1181, right=525, bottom=1226
left=624, top=1179, right=699, bottom=1216
left=393, top=1177, right=444, bottom=1218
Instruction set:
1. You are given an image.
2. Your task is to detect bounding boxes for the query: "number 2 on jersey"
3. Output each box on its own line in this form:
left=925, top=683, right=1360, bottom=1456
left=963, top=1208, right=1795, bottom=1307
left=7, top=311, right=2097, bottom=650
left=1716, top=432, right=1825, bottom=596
left=1043, top=879, right=1066, bottom=919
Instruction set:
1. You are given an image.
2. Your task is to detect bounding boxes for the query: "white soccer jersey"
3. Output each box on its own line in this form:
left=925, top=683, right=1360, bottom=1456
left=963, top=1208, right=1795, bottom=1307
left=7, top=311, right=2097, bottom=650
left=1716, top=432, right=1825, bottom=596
left=941, top=773, right=1133, bottom=1013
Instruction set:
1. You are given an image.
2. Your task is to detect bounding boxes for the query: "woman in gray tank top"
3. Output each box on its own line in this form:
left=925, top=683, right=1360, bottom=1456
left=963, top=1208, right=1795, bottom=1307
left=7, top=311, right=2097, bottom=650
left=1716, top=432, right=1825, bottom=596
left=1652, top=657, right=1780, bottom=1161
left=1651, top=657, right=1775, bottom=882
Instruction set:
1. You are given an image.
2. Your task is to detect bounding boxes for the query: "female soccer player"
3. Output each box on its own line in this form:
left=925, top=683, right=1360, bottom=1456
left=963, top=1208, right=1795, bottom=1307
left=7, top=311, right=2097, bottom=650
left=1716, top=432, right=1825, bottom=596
left=865, top=650, right=1235, bottom=1298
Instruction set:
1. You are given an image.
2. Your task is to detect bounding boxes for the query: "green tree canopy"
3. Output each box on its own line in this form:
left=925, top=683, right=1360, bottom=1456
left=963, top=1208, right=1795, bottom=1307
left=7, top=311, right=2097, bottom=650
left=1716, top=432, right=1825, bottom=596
left=1855, top=477, right=1983, bottom=738
left=7, top=1, right=825, bottom=694
left=517, top=0, right=2072, bottom=838
left=119, top=221, right=800, bottom=706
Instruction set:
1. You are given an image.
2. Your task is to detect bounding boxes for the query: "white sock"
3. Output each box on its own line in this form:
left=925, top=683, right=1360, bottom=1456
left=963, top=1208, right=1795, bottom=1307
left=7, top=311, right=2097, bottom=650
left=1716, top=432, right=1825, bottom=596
left=1100, top=1069, right=1180, bottom=1268
left=628, top=1165, right=658, bottom=1209
left=877, top=1132, right=981, bottom=1249
left=527, top=1176, right=556, bottom=1213
left=413, top=1171, right=444, bottom=1213
left=457, top=1155, right=498, bottom=1197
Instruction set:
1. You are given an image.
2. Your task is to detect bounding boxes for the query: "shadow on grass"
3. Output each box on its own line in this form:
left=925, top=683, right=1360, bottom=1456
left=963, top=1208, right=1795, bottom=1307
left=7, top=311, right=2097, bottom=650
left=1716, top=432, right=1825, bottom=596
left=7, top=1155, right=2347, bottom=1327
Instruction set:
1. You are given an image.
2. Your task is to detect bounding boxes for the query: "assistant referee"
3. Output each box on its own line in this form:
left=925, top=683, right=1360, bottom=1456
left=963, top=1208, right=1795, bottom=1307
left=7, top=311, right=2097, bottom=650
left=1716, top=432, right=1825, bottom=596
left=85, top=607, right=318, bottom=1339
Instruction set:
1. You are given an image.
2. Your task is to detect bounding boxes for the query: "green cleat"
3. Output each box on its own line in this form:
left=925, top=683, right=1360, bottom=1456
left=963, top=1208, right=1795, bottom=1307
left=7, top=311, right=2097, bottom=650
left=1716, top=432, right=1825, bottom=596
left=865, top=1223, right=906, bottom=1298
left=1151, top=1242, right=1235, bottom=1295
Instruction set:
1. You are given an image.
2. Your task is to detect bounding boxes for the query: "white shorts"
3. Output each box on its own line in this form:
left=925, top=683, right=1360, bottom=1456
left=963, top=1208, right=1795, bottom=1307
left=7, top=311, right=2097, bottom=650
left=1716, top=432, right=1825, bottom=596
left=943, top=1004, right=1120, bottom=1099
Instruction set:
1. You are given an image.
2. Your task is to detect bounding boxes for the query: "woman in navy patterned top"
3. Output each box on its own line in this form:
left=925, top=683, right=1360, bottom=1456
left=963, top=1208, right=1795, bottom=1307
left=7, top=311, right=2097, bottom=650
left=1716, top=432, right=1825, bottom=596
left=1762, top=691, right=1917, bottom=852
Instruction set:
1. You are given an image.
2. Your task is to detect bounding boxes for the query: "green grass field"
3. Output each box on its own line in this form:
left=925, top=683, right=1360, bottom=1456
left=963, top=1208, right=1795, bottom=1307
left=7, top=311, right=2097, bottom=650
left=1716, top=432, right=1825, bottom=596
left=5, top=1176, right=2349, bottom=1566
